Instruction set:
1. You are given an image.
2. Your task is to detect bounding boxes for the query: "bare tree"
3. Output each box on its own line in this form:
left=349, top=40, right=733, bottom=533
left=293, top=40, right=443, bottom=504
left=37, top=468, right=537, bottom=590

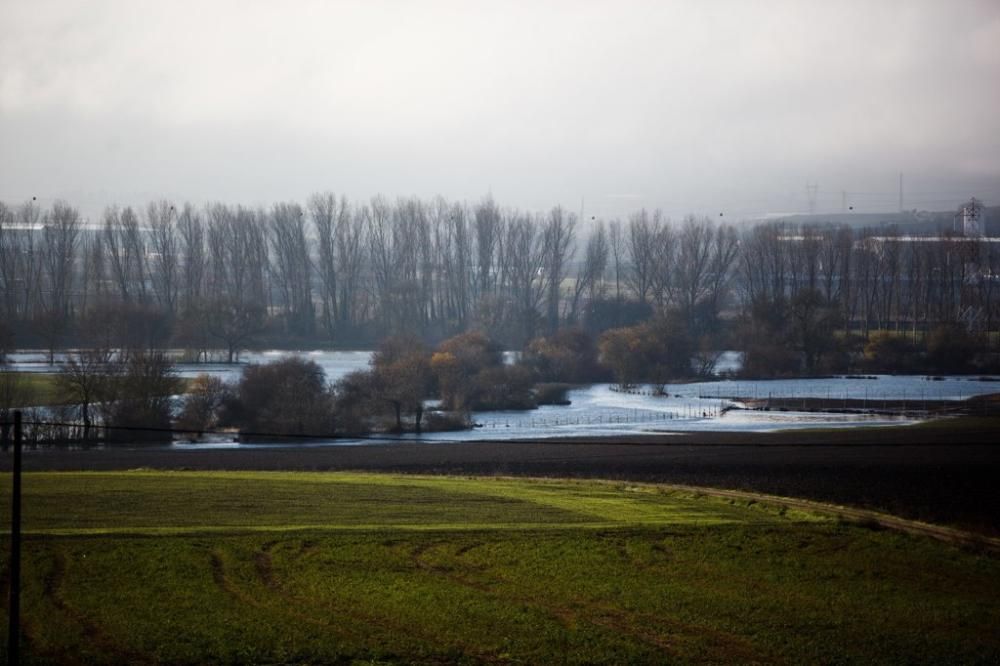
left=103, top=206, right=148, bottom=304
left=1, top=201, right=44, bottom=322
left=366, top=196, right=396, bottom=335
left=38, top=201, right=80, bottom=362
left=650, top=218, right=675, bottom=309
left=474, top=196, right=502, bottom=301
left=504, top=213, right=547, bottom=344
left=0, top=202, right=18, bottom=321
left=147, top=200, right=180, bottom=316
left=337, top=204, right=367, bottom=328
left=269, top=202, right=314, bottom=336
left=567, top=222, right=608, bottom=324
left=310, top=192, right=341, bottom=337
left=674, top=216, right=715, bottom=320
left=177, top=203, right=205, bottom=314
left=818, top=226, right=848, bottom=305
left=626, top=209, right=660, bottom=305
left=203, top=203, right=268, bottom=358
left=56, top=348, right=115, bottom=441
left=206, top=296, right=265, bottom=363
left=541, top=206, right=576, bottom=333
left=433, top=198, right=472, bottom=330
left=608, top=219, right=625, bottom=304
left=707, top=223, right=739, bottom=315
left=790, top=224, right=821, bottom=294
left=740, top=222, right=788, bottom=307
left=854, top=232, right=885, bottom=337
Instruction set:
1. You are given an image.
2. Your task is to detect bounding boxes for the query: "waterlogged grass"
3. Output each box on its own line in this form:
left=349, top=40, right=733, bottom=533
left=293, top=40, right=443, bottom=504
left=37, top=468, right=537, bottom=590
left=0, top=472, right=997, bottom=664
left=0, top=372, right=67, bottom=407
left=0, top=372, right=195, bottom=409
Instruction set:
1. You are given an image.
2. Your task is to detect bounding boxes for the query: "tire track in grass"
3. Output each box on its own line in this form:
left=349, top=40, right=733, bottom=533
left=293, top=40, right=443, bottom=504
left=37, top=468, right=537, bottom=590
left=228, top=540, right=506, bottom=663
left=410, top=539, right=776, bottom=664
left=43, top=551, right=153, bottom=664
left=254, top=540, right=503, bottom=663
left=210, top=546, right=335, bottom=630
left=2, top=558, right=72, bottom=665
left=247, top=539, right=408, bottom=634
left=253, top=539, right=282, bottom=591
left=209, top=547, right=374, bottom=658
left=408, top=540, right=673, bottom=654
left=408, top=540, right=676, bottom=656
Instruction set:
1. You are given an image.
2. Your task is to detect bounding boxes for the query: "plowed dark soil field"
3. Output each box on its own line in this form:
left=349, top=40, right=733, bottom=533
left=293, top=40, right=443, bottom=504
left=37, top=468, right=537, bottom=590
left=7, top=418, right=1000, bottom=535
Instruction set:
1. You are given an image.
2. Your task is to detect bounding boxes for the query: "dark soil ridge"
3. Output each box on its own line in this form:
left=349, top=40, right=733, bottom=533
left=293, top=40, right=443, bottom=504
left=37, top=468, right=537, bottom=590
left=4, top=418, right=1000, bottom=536
left=665, top=484, right=1000, bottom=554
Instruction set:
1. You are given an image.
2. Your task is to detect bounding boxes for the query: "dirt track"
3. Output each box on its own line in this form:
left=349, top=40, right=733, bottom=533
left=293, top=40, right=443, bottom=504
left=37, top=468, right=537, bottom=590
left=4, top=421, right=1000, bottom=536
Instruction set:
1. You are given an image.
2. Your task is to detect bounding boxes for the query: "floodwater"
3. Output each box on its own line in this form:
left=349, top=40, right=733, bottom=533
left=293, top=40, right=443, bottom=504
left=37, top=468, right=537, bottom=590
left=7, top=349, right=998, bottom=445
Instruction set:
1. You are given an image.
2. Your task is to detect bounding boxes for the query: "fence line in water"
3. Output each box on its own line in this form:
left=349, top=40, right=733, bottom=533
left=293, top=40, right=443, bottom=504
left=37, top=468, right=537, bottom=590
left=478, top=401, right=726, bottom=429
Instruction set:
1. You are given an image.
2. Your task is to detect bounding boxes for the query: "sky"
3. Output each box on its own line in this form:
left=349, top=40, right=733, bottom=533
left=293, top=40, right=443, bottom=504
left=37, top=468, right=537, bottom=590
left=2, top=0, right=999, bottom=222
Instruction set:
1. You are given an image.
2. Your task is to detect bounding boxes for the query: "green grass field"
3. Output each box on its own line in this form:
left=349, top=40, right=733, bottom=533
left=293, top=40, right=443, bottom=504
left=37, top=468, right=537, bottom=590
left=1, top=472, right=998, bottom=664
left=0, top=372, right=194, bottom=409
left=0, top=373, right=67, bottom=408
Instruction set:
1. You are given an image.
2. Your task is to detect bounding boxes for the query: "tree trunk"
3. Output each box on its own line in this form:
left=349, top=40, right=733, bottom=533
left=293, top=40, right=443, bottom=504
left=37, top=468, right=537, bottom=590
left=82, top=401, right=91, bottom=442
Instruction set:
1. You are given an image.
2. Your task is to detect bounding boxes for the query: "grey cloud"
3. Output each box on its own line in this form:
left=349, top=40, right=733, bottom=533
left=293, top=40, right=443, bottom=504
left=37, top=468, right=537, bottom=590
left=2, top=0, right=999, bottom=219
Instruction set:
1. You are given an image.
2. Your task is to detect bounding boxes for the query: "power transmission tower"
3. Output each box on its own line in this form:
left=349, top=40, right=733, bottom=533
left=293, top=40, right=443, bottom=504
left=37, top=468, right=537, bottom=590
left=805, top=182, right=819, bottom=215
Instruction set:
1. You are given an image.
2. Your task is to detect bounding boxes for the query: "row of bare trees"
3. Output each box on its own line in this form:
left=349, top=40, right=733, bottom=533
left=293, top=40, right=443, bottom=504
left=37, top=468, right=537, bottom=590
left=2, top=196, right=998, bottom=360
left=739, top=222, right=1000, bottom=339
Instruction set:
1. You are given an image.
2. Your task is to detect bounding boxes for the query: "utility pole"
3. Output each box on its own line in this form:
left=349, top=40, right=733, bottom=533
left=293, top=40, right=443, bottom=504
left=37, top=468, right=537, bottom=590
left=8, top=410, right=22, bottom=664
left=841, top=190, right=847, bottom=213
left=898, top=173, right=904, bottom=212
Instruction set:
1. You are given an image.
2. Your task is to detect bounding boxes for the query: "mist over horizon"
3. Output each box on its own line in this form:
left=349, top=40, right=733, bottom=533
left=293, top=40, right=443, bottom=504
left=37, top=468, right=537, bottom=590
left=3, top=5, right=1000, bottom=663
left=3, top=0, right=999, bottom=222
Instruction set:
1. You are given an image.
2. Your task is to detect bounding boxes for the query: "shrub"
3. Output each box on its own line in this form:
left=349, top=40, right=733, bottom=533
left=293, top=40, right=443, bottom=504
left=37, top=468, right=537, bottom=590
left=432, top=331, right=504, bottom=410
left=863, top=333, right=916, bottom=373
left=229, top=357, right=332, bottom=439
left=525, top=329, right=604, bottom=383
left=370, top=341, right=434, bottom=432
left=583, top=297, right=653, bottom=336
left=423, top=411, right=472, bottom=431
left=176, top=374, right=232, bottom=436
left=534, top=383, right=571, bottom=406
left=598, top=316, right=695, bottom=387
left=469, top=365, right=536, bottom=410
left=103, top=351, right=181, bottom=442
left=926, top=324, right=977, bottom=374
left=330, top=370, right=379, bottom=435
left=741, top=341, right=801, bottom=378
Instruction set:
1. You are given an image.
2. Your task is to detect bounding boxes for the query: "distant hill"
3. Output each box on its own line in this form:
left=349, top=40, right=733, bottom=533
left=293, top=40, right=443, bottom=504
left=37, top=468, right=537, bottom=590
left=757, top=206, right=999, bottom=236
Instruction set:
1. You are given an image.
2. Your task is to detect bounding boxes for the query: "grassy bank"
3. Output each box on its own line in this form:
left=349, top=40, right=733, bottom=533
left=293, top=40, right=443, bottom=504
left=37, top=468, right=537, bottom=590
left=0, top=472, right=998, bottom=663
left=0, top=372, right=193, bottom=409
left=0, top=373, right=67, bottom=408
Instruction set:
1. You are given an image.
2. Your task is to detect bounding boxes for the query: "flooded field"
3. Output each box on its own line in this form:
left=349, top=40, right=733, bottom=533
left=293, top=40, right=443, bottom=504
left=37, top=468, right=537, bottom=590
left=7, top=349, right=998, bottom=444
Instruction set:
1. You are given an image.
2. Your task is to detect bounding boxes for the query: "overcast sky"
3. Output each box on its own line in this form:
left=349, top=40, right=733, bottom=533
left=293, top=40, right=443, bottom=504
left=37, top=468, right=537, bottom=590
left=2, top=0, right=999, bottom=221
